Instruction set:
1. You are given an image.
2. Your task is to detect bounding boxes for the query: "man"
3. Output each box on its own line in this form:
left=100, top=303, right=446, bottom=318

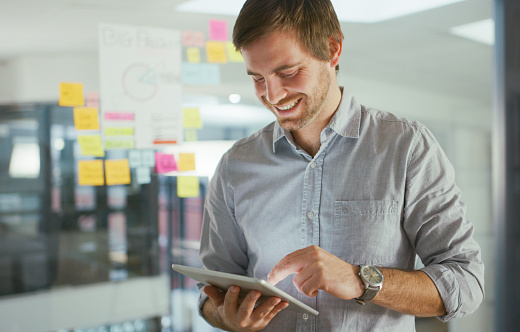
left=198, top=0, right=484, bottom=331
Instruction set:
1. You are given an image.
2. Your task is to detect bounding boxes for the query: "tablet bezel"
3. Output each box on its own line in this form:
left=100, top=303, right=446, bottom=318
left=171, top=264, right=319, bottom=316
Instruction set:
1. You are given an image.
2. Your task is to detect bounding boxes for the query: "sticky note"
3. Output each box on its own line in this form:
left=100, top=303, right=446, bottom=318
left=104, top=127, right=134, bottom=136
left=183, top=108, right=203, bottom=128
left=155, top=152, right=177, bottom=173
left=105, top=140, right=135, bottom=150
left=225, top=42, right=244, bottom=62
left=177, top=176, right=200, bottom=197
left=78, top=160, right=104, bottom=186
left=201, top=63, right=221, bottom=85
left=59, top=82, right=84, bottom=107
left=104, top=112, right=135, bottom=121
left=209, top=19, right=228, bottom=41
left=182, top=63, right=203, bottom=85
left=128, top=150, right=142, bottom=168
left=206, top=41, right=227, bottom=63
left=85, top=92, right=100, bottom=107
left=136, top=167, right=151, bottom=184
left=105, top=159, right=131, bottom=186
left=74, top=107, right=100, bottom=130
left=141, top=150, right=156, bottom=167
left=184, top=130, right=198, bottom=142
left=182, top=31, right=205, bottom=47
left=187, top=47, right=201, bottom=63
left=78, top=135, right=105, bottom=157
left=182, top=63, right=221, bottom=86
left=179, top=153, right=196, bottom=172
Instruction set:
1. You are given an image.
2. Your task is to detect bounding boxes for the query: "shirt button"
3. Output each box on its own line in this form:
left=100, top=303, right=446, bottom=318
left=303, top=313, right=309, bottom=321
left=306, top=211, right=314, bottom=219
left=310, top=161, right=317, bottom=168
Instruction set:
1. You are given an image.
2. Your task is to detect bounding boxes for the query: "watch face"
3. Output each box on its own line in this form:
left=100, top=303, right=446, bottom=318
left=362, top=266, right=383, bottom=284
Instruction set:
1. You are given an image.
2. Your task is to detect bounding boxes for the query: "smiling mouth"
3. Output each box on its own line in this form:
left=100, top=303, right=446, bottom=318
left=275, top=98, right=302, bottom=111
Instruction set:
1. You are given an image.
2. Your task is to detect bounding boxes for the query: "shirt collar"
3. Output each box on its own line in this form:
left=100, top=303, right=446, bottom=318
left=273, top=87, right=361, bottom=153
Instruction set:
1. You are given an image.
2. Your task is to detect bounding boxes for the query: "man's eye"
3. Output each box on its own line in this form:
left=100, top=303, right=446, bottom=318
left=253, top=76, right=265, bottom=83
left=280, top=70, right=298, bottom=78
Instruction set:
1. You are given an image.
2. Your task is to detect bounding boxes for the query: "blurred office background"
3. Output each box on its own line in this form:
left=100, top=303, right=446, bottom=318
left=0, top=0, right=505, bottom=331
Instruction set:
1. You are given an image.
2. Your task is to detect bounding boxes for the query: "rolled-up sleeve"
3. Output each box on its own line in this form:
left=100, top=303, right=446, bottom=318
left=197, top=151, right=249, bottom=317
left=403, top=125, right=485, bottom=321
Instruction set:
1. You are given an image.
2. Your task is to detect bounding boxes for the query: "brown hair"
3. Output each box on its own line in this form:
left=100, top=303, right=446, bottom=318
left=232, top=0, right=344, bottom=71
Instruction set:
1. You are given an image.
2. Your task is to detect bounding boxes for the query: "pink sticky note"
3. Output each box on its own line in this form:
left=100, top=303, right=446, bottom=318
left=85, top=92, right=100, bottom=108
left=209, top=20, right=228, bottom=41
left=104, top=112, right=134, bottom=121
left=155, top=152, right=178, bottom=174
left=182, top=31, right=205, bottom=47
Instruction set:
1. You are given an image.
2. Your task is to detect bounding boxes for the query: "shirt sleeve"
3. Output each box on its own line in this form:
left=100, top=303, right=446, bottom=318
left=197, top=151, right=249, bottom=318
left=403, top=125, right=485, bottom=322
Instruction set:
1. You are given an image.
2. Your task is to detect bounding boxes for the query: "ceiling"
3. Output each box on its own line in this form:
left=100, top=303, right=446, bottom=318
left=0, top=0, right=494, bottom=109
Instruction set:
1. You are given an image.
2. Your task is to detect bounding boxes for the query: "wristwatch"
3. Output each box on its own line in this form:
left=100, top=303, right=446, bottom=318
left=355, top=265, right=384, bottom=305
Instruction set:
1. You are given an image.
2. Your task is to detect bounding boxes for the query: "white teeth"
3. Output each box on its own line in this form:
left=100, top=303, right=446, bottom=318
left=277, top=99, right=299, bottom=111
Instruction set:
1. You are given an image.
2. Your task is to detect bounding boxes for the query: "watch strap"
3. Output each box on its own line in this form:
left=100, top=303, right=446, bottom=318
left=355, top=265, right=383, bottom=305
left=355, top=286, right=380, bottom=305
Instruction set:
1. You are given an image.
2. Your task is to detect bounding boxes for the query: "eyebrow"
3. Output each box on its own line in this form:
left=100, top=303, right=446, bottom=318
left=246, top=63, right=300, bottom=76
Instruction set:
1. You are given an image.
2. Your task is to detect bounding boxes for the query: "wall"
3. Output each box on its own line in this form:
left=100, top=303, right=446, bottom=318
left=0, top=52, right=493, bottom=332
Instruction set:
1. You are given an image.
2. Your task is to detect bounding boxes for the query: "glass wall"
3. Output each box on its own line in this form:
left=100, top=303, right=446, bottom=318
left=0, top=0, right=493, bottom=331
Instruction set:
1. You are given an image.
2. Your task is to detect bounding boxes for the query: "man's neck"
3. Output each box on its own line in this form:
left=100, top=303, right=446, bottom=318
left=292, top=85, right=342, bottom=158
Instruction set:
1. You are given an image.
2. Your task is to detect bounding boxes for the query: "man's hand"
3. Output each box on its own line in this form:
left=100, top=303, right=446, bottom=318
left=203, top=285, right=288, bottom=332
left=267, top=245, right=365, bottom=300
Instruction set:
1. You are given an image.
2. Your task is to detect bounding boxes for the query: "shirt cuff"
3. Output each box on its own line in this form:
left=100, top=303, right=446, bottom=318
left=198, top=284, right=210, bottom=319
left=421, top=264, right=461, bottom=322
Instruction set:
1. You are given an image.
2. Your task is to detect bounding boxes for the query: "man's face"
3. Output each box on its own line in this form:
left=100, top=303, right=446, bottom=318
left=241, top=31, right=334, bottom=132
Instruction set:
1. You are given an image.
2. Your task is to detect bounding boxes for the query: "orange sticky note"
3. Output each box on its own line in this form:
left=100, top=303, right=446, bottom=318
left=206, top=41, right=227, bottom=64
left=179, top=153, right=196, bottom=172
left=105, top=159, right=131, bottom=186
left=78, top=160, right=104, bottom=186
left=177, top=176, right=200, bottom=197
left=59, top=82, right=84, bottom=107
left=74, top=107, right=100, bottom=130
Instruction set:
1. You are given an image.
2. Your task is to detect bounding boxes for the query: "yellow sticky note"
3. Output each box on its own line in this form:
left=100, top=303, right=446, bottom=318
left=78, top=160, right=105, bottom=186
left=183, top=108, right=203, bottom=128
left=74, top=107, right=100, bottom=130
left=184, top=130, right=198, bottom=142
left=206, top=41, right=228, bottom=64
left=104, top=140, right=135, bottom=150
left=177, top=176, right=200, bottom=198
left=179, top=153, right=196, bottom=172
left=225, top=42, right=244, bottom=62
left=187, top=47, right=201, bottom=63
left=59, top=82, right=84, bottom=107
left=78, top=135, right=105, bottom=157
left=104, top=127, right=134, bottom=136
left=105, top=159, right=131, bottom=186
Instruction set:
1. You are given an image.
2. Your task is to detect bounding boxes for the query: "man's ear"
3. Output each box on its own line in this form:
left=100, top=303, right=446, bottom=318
left=329, top=35, right=343, bottom=68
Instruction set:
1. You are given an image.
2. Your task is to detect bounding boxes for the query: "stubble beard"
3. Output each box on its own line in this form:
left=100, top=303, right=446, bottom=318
left=262, top=65, right=331, bottom=132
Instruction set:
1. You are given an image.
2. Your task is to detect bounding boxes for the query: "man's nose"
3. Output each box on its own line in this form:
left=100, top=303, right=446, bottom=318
left=265, top=78, right=287, bottom=105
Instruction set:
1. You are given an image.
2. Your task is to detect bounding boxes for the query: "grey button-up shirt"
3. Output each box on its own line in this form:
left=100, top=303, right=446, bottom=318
left=199, top=89, right=484, bottom=331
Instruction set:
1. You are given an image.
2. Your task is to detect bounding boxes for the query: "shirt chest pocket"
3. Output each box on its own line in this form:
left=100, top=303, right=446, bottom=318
left=333, top=200, right=399, bottom=266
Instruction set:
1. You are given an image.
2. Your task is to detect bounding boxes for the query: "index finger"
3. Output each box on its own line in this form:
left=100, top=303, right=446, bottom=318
left=268, top=247, right=312, bottom=285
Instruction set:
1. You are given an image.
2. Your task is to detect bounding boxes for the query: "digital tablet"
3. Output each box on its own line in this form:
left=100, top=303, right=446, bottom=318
left=172, top=264, right=319, bottom=316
